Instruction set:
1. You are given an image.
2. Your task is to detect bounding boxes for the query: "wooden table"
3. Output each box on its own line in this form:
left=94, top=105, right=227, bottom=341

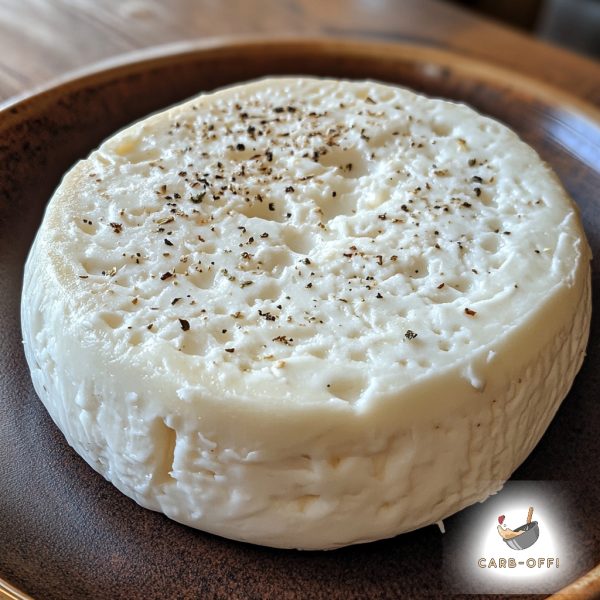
left=0, top=0, right=599, bottom=107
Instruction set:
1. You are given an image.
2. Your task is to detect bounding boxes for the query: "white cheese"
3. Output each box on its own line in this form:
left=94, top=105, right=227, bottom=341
left=21, top=78, right=591, bottom=549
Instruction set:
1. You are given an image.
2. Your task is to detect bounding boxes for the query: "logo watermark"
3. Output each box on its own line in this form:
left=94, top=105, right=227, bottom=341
left=442, top=481, right=591, bottom=594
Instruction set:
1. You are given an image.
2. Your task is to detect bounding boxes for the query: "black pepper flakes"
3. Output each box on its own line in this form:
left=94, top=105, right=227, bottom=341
left=160, top=271, right=173, bottom=281
left=258, top=309, right=276, bottom=321
left=405, top=330, right=418, bottom=340
left=191, top=192, right=206, bottom=204
left=465, top=307, right=477, bottom=316
left=179, top=318, right=190, bottom=331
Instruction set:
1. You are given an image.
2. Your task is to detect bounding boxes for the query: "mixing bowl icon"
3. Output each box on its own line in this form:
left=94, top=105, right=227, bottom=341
left=503, top=520, right=540, bottom=550
left=497, top=506, right=539, bottom=550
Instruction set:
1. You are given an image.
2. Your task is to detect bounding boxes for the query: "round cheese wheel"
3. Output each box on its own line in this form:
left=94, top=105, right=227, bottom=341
left=21, top=78, right=591, bottom=549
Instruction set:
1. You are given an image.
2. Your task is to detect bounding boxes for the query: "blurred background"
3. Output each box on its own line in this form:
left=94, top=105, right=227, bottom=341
left=0, top=0, right=598, bottom=107
left=449, top=0, right=600, bottom=59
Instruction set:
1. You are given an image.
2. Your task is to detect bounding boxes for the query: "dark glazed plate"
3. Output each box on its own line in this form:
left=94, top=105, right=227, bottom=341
left=1, top=38, right=599, bottom=600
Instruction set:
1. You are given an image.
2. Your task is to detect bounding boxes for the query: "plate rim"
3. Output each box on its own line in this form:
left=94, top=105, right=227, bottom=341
left=0, top=35, right=598, bottom=600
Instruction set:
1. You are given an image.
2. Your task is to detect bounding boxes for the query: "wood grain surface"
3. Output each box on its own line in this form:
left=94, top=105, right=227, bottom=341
left=0, top=38, right=598, bottom=600
left=0, top=0, right=599, bottom=107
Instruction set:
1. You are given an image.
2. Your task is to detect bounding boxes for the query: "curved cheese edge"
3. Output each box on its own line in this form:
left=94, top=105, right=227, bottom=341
left=21, top=77, right=592, bottom=549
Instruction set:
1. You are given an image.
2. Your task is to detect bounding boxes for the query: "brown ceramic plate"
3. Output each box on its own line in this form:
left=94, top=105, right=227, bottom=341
left=0, top=38, right=599, bottom=600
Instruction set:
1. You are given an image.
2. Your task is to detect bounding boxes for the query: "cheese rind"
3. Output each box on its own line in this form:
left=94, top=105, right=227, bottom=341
left=21, top=78, right=591, bottom=549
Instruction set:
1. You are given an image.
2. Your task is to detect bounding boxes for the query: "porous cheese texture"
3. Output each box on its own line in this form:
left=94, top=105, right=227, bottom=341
left=21, top=78, right=591, bottom=549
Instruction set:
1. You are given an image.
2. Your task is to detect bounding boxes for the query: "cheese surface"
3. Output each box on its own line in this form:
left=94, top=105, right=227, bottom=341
left=21, top=78, right=591, bottom=549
